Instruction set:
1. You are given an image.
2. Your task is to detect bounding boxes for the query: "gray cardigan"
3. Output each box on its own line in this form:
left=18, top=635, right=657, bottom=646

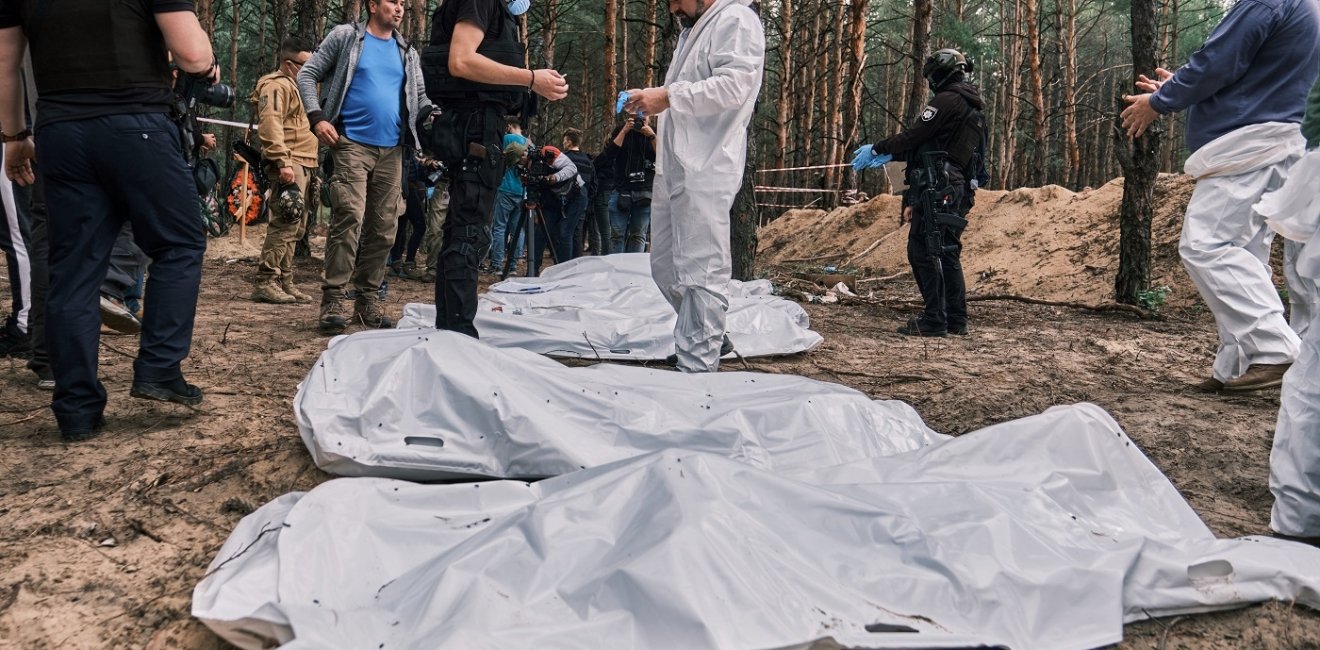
left=298, top=22, right=433, bottom=149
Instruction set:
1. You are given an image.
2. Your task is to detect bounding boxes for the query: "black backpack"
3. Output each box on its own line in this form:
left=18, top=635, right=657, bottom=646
left=564, top=150, right=596, bottom=199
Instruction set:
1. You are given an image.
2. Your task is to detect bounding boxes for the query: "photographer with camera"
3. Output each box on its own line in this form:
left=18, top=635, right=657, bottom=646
left=251, top=37, right=317, bottom=305
left=603, top=114, right=656, bottom=254
left=423, top=0, right=567, bottom=337
left=0, top=1, right=217, bottom=441
left=525, top=142, right=581, bottom=273
left=298, top=0, right=433, bottom=335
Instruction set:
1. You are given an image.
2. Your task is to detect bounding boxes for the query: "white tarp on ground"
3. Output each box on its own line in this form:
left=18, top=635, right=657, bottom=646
left=395, top=253, right=823, bottom=360
left=296, top=329, right=942, bottom=480
left=195, top=403, right=1320, bottom=650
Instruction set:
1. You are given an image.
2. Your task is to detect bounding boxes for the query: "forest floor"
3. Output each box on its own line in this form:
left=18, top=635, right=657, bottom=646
left=2, top=178, right=1320, bottom=648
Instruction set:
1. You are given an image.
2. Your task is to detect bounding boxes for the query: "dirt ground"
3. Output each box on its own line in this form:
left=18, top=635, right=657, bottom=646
left=3, top=192, right=1320, bottom=648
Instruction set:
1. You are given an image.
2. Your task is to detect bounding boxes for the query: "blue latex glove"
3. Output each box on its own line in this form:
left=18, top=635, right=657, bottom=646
left=851, top=145, right=876, bottom=172
left=867, top=152, right=893, bottom=169
left=615, top=91, right=630, bottom=114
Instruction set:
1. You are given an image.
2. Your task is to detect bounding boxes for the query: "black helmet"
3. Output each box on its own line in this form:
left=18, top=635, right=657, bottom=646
left=923, top=48, right=972, bottom=88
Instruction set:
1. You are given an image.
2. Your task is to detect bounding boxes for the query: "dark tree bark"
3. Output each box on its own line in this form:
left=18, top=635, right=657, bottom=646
left=1115, top=0, right=1162, bottom=304
left=731, top=129, right=760, bottom=281
left=904, top=0, right=932, bottom=124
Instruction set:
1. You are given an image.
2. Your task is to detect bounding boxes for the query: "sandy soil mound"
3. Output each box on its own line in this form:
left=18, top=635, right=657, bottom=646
left=759, top=174, right=1200, bottom=308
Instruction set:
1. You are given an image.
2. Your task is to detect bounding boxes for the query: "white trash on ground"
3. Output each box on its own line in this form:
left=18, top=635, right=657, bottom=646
left=195, top=403, right=1320, bottom=650
left=296, top=329, right=942, bottom=480
left=395, top=253, right=823, bottom=360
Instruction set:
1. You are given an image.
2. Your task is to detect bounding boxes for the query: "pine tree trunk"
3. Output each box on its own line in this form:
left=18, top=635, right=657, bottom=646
left=197, top=0, right=217, bottom=35
left=1022, top=0, right=1046, bottom=186
left=1057, top=0, right=1080, bottom=188
left=343, top=0, right=361, bottom=23
left=1115, top=0, right=1161, bottom=304
left=905, top=0, right=932, bottom=124
left=773, top=0, right=793, bottom=169
left=995, top=0, right=1020, bottom=188
left=731, top=125, right=760, bottom=281
left=604, top=0, right=617, bottom=130
left=841, top=0, right=868, bottom=188
left=644, top=0, right=658, bottom=87
left=229, top=0, right=242, bottom=124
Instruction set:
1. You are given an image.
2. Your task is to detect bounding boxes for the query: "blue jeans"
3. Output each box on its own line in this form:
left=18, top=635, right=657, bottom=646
left=609, top=190, right=652, bottom=253
left=531, top=189, right=587, bottom=274
left=489, top=190, right=524, bottom=268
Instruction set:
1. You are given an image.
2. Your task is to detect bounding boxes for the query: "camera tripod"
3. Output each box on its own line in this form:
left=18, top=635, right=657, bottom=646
left=499, top=191, right=560, bottom=279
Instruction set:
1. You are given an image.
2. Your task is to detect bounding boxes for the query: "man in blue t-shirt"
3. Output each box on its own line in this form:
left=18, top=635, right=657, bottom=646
left=298, top=0, right=433, bottom=335
left=489, top=117, right=527, bottom=273
left=1121, top=0, right=1320, bottom=392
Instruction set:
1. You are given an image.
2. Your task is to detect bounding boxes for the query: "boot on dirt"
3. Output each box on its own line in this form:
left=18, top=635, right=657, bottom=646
left=896, top=317, right=947, bottom=337
left=1222, top=363, right=1291, bottom=392
left=319, top=295, right=349, bottom=335
left=665, top=336, right=735, bottom=366
left=402, top=261, right=425, bottom=281
left=252, top=279, right=297, bottom=304
left=280, top=277, right=314, bottom=303
left=0, top=321, right=32, bottom=359
left=353, top=295, right=393, bottom=329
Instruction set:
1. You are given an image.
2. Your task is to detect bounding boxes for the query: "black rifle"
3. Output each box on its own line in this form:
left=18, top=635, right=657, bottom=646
left=912, top=150, right=968, bottom=256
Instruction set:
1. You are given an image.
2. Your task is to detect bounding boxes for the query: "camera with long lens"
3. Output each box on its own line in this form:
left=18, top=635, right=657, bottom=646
left=175, top=74, right=236, bottom=109
left=520, top=144, right=553, bottom=189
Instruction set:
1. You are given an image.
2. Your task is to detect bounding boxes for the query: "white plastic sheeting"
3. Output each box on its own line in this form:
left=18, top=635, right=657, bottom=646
left=195, top=404, right=1320, bottom=650
left=395, top=253, right=823, bottom=360
left=296, top=329, right=942, bottom=480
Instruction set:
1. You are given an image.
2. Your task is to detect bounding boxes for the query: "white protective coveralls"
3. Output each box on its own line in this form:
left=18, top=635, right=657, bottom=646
left=1256, top=147, right=1320, bottom=538
left=650, top=0, right=765, bottom=372
left=1181, top=122, right=1308, bottom=382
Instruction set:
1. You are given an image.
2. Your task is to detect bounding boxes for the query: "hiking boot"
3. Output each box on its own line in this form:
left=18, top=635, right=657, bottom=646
left=388, top=260, right=404, bottom=278
left=948, top=323, right=969, bottom=336
left=100, top=295, right=142, bottom=334
left=61, top=414, right=106, bottom=443
left=422, top=267, right=437, bottom=283
left=896, top=317, right=947, bottom=337
left=251, top=279, right=296, bottom=304
left=130, top=376, right=203, bottom=406
left=0, top=322, right=31, bottom=359
left=666, top=336, right=735, bottom=365
left=319, top=296, right=349, bottom=335
left=1222, top=363, right=1291, bottom=392
left=353, top=296, right=393, bottom=329
left=280, top=278, right=313, bottom=303
left=1193, top=376, right=1224, bottom=393
left=402, top=261, right=424, bottom=281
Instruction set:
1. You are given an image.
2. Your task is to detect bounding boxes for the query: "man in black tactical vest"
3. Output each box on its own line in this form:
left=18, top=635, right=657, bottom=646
left=422, top=0, right=567, bottom=337
left=0, top=1, right=217, bottom=442
left=855, top=48, right=987, bottom=338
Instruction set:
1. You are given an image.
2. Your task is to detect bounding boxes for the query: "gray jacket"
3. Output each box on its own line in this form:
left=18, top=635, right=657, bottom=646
left=298, top=22, right=433, bottom=149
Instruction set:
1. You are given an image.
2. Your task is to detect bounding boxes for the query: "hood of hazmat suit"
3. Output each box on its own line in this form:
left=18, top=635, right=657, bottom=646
left=650, top=0, right=766, bottom=372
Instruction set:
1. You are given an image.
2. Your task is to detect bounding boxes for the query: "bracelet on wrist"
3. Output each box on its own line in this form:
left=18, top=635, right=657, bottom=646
left=528, top=69, right=535, bottom=90
left=1, top=128, right=31, bottom=143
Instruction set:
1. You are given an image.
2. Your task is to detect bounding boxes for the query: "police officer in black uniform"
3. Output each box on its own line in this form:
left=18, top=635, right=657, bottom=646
left=422, top=0, right=567, bottom=337
left=858, top=48, right=987, bottom=338
left=0, top=1, right=217, bottom=441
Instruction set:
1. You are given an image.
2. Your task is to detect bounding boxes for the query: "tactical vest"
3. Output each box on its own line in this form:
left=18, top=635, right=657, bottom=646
left=422, top=3, right=528, bottom=110
left=21, top=0, right=171, bottom=95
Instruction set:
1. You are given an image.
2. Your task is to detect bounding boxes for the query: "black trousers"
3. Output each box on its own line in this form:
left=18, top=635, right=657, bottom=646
left=906, top=206, right=968, bottom=331
left=38, top=112, right=205, bottom=431
left=390, top=184, right=427, bottom=264
left=434, top=105, right=504, bottom=337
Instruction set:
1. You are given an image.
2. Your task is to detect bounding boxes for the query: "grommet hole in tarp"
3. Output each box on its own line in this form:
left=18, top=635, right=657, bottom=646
left=1188, top=559, right=1234, bottom=582
left=404, top=437, right=446, bottom=448
left=864, top=622, right=919, bottom=633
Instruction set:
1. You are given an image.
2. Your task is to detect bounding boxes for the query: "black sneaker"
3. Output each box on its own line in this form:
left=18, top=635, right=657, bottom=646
left=62, top=415, right=106, bottom=443
left=896, top=318, right=947, bottom=337
left=665, top=336, right=735, bottom=365
left=0, top=322, right=32, bottom=358
left=130, top=377, right=204, bottom=406
left=948, top=323, right=969, bottom=336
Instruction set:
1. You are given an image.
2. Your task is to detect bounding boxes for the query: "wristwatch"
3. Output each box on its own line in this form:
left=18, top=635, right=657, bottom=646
left=1, top=128, right=31, bottom=143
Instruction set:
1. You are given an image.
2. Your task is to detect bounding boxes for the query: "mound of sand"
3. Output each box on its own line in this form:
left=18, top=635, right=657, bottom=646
left=758, top=174, right=1201, bottom=308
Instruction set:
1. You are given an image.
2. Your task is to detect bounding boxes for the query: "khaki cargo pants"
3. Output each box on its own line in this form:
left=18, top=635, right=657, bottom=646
left=420, top=178, right=449, bottom=272
left=256, top=163, right=314, bottom=282
left=321, top=138, right=404, bottom=299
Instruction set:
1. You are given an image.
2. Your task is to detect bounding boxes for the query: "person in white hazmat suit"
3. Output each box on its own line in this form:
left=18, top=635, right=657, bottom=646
left=1120, top=0, right=1320, bottom=392
left=621, top=0, right=764, bottom=373
left=1256, top=69, right=1320, bottom=546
